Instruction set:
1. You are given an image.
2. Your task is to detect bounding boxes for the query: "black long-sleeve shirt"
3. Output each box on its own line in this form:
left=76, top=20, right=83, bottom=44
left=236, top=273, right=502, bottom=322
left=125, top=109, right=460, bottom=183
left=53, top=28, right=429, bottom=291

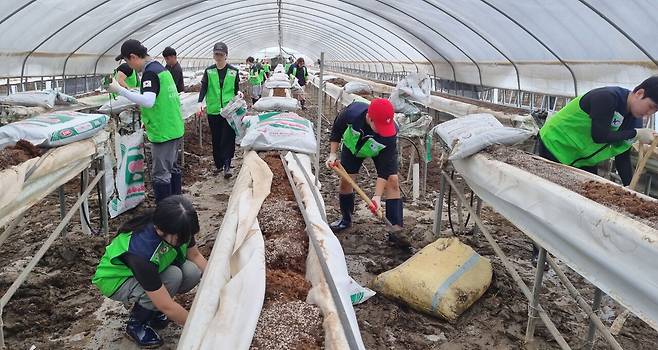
left=165, top=62, right=185, bottom=93
left=198, top=64, right=240, bottom=103
left=580, top=86, right=642, bottom=185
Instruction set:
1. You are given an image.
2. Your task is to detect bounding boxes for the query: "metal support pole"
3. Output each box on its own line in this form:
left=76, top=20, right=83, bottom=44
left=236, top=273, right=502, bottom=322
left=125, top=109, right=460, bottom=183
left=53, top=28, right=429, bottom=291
left=58, top=185, right=66, bottom=219
left=645, top=174, right=652, bottom=196
left=432, top=174, right=447, bottom=237
left=78, top=168, right=91, bottom=236
left=99, top=159, right=109, bottom=237
left=473, top=197, right=483, bottom=235
left=316, top=52, right=324, bottom=187
left=525, top=247, right=547, bottom=345
left=585, top=288, right=604, bottom=350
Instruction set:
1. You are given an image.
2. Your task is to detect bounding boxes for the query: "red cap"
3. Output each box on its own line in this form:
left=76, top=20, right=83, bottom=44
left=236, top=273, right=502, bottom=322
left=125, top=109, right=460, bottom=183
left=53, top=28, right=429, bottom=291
left=367, top=98, right=396, bottom=137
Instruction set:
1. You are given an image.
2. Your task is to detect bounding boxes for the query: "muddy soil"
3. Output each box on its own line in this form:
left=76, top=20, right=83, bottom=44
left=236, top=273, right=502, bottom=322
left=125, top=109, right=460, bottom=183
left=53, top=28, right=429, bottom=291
left=250, top=153, right=323, bottom=350
left=0, top=139, right=43, bottom=170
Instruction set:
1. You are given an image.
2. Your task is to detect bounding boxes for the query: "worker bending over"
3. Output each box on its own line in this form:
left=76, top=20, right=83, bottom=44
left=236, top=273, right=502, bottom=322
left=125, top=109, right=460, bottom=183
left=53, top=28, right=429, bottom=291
left=110, top=58, right=140, bottom=100
left=326, top=99, right=403, bottom=234
left=107, top=39, right=184, bottom=202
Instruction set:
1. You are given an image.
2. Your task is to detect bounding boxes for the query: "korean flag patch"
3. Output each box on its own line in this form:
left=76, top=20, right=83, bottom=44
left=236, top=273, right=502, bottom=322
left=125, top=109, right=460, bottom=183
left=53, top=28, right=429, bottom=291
left=143, top=80, right=152, bottom=88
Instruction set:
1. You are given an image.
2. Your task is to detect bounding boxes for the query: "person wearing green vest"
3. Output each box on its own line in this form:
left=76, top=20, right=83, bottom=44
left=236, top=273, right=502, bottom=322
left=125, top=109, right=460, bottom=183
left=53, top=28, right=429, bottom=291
left=107, top=39, right=185, bottom=203
left=284, top=57, right=293, bottom=74
left=197, top=42, right=242, bottom=179
left=326, top=99, right=408, bottom=245
left=534, top=76, right=658, bottom=266
left=92, top=195, right=207, bottom=347
left=288, top=57, right=309, bottom=109
left=262, top=59, right=271, bottom=79
left=246, top=56, right=264, bottom=105
left=110, top=58, right=140, bottom=100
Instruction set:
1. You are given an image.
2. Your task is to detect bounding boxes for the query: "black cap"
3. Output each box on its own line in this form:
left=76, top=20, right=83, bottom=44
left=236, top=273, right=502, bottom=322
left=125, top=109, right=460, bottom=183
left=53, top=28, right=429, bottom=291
left=162, top=46, right=177, bottom=57
left=213, top=42, right=228, bottom=55
left=116, top=39, right=148, bottom=61
left=635, top=76, right=658, bottom=103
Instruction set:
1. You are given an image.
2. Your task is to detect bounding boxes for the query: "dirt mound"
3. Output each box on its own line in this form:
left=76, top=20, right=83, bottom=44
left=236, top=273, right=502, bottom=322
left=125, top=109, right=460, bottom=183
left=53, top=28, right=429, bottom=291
left=0, top=139, right=43, bottom=170
left=326, top=78, right=348, bottom=87
left=581, top=180, right=658, bottom=218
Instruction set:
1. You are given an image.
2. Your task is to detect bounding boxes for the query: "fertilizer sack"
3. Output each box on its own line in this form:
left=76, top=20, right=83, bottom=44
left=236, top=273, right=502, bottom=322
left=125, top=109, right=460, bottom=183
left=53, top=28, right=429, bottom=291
left=108, top=129, right=146, bottom=218
left=240, top=112, right=316, bottom=154
left=253, top=96, right=300, bottom=112
left=264, top=80, right=292, bottom=89
left=372, top=237, right=492, bottom=321
left=220, top=96, right=248, bottom=143
left=269, top=72, right=290, bottom=81
left=344, top=81, right=372, bottom=95
left=0, top=90, right=58, bottom=109
left=389, top=73, right=431, bottom=115
left=434, top=113, right=534, bottom=160
left=0, top=111, right=108, bottom=149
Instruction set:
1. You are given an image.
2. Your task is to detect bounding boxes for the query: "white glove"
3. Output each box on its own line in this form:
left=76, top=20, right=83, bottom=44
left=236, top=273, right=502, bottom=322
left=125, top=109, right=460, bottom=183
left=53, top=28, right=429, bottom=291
left=325, top=152, right=338, bottom=169
left=636, top=128, right=656, bottom=143
left=196, top=103, right=206, bottom=117
left=106, top=78, right=122, bottom=94
left=370, top=195, right=382, bottom=215
left=237, top=91, right=244, bottom=99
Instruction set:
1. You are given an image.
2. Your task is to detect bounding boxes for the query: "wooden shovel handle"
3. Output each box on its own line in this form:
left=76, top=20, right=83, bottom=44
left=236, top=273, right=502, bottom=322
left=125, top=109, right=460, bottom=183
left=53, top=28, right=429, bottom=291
left=331, top=164, right=384, bottom=219
left=629, top=137, right=658, bottom=190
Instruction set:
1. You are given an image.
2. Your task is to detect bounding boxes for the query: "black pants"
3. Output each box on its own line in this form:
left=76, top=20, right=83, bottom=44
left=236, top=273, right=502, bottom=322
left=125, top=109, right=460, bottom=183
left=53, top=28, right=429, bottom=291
left=207, top=114, right=236, bottom=170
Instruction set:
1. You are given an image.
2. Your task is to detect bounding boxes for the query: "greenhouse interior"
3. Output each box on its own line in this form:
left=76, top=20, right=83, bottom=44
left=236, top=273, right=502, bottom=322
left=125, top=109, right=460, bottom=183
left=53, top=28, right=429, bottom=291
left=0, top=1, right=657, bottom=349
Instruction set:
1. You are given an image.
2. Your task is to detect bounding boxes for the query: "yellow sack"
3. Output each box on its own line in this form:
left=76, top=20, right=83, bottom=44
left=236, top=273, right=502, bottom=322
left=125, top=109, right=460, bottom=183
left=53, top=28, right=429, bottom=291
left=372, top=237, right=492, bottom=321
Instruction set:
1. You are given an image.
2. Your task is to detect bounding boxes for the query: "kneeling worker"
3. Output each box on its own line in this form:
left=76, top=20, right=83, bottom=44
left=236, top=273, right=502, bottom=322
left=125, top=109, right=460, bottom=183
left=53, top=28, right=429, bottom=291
left=326, top=99, right=403, bottom=232
left=92, top=195, right=207, bottom=347
left=107, top=39, right=185, bottom=202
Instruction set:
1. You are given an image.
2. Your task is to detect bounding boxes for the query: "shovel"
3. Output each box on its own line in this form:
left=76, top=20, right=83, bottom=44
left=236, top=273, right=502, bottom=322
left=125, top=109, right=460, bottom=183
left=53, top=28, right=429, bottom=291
left=629, top=136, right=658, bottom=190
left=330, top=163, right=411, bottom=248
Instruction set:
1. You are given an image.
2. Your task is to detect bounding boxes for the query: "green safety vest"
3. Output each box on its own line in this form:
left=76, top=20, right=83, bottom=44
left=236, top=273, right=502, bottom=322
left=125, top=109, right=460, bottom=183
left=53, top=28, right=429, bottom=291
left=92, top=231, right=189, bottom=297
left=248, top=66, right=262, bottom=86
left=342, top=125, right=386, bottom=158
left=284, top=63, right=291, bottom=73
left=263, top=64, right=271, bottom=73
left=290, top=66, right=308, bottom=80
left=111, top=69, right=140, bottom=100
left=140, top=70, right=184, bottom=143
left=539, top=95, right=634, bottom=167
left=206, top=66, right=238, bottom=115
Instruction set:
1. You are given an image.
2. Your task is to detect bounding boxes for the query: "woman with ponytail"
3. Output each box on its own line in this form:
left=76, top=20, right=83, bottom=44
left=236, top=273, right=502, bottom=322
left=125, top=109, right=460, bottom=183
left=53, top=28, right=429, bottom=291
left=92, top=195, right=207, bottom=347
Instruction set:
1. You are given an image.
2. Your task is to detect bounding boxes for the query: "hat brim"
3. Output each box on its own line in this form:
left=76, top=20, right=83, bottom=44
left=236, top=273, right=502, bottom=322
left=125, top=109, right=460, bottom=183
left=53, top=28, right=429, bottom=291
left=376, top=123, right=397, bottom=137
left=114, top=54, right=123, bottom=62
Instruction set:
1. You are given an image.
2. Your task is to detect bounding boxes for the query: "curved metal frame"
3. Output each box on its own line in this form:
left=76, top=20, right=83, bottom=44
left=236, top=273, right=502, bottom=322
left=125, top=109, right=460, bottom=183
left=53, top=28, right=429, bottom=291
left=20, top=0, right=111, bottom=88
left=377, top=0, right=484, bottom=89
left=183, top=19, right=373, bottom=70
left=423, top=0, right=521, bottom=93
left=0, top=1, right=38, bottom=26
left=578, top=0, right=658, bottom=67
left=335, top=0, right=443, bottom=85
left=180, top=17, right=383, bottom=69
left=92, top=0, right=209, bottom=75
left=62, top=0, right=167, bottom=79
left=479, top=0, right=579, bottom=96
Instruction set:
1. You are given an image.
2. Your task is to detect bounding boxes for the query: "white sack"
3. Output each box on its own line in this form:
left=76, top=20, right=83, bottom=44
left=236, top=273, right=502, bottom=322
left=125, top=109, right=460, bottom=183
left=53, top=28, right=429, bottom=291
left=343, top=81, right=372, bottom=95
left=264, top=80, right=292, bottom=89
left=0, top=90, right=57, bottom=109
left=433, top=113, right=534, bottom=160
left=219, top=96, right=248, bottom=143
left=253, top=96, right=300, bottom=112
left=108, top=129, right=145, bottom=218
left=0, top=111, right=109, bottom=149
left=98, top=94, right=138, bottom=114
left=241, top=112, right=316, bottom=154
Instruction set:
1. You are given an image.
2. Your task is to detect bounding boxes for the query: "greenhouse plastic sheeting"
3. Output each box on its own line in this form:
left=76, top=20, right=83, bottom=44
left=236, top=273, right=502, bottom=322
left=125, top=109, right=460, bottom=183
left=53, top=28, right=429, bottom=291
left=1, top=1, right=657, bottom=96
left=452, top=154, right=658, bottom=331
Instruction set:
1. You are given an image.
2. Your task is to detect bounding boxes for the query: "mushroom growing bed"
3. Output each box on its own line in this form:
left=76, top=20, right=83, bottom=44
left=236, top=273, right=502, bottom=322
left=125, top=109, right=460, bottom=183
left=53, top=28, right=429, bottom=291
left=249, top=152, right=324, bottom=350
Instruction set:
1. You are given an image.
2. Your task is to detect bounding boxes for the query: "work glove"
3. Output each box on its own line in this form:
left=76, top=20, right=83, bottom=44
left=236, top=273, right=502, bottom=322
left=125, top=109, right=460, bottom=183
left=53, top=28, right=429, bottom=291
left=325, top=152, right=338, bottom=169
left=636, top=128, right=656, bottom=143
left=237, top=91, right=244, bottom=99
left=370, top=195, right=381, bottom=215
left=106, top=78, right=122, bottom=94
left=196, top=103, right=206, bottom=117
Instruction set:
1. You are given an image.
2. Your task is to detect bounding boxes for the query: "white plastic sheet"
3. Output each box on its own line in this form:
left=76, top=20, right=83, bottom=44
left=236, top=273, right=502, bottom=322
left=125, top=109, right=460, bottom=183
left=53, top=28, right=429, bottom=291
left=452, top=154, right=658, bottom=330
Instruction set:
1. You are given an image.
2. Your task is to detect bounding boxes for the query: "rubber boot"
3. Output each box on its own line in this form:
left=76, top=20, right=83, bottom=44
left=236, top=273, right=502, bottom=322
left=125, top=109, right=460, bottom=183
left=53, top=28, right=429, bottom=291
left=330, top=193, right=355, bottom=232
left=170, top=172, right=182, bottom=195
left=300, top=100, right=306, bottom=110
left=125, top=304, right=163, bottom=348
left=147, top=311, right=170, bottom=330
left=153, top=180, right=172, bottom=203
left=223, top=160, right=233, bottom=179
left=386, top=199, right=411, bottom=248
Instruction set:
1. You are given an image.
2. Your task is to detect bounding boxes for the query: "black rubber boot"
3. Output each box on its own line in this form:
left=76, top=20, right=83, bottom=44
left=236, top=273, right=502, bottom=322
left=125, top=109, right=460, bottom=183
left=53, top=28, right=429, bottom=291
left=170, top=172, right=182, bottom=195
left=330, top=193, right=355, bottom=232
left=385, top=198, right=403, bottom=227
left=153, top=180, right=172, bottom=203
left=147, top=311, right=170, bottom=331
left=125, top=304, right=163, bottom=348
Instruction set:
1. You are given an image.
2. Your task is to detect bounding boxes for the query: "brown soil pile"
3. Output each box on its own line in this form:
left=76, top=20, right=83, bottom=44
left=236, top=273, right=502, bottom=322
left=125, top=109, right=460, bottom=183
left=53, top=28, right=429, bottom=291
left=326, top=78, right=348, bottom=87
left=0, top=139, right=42, bottom=170
left=581, top=181, right=658, bottom=219
left=182, top=118, right=214, bottom=186
left=250, top=152, right=323, bottom=349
